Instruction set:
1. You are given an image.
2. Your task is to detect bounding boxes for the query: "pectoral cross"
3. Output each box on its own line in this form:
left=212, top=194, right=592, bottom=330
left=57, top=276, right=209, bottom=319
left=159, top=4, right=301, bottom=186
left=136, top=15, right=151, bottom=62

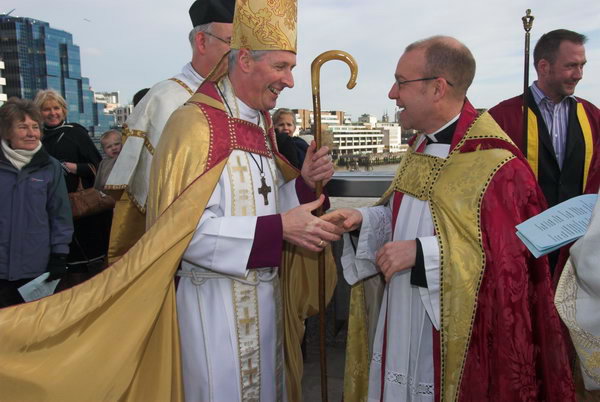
left=258, top=176, right=271, bottom=206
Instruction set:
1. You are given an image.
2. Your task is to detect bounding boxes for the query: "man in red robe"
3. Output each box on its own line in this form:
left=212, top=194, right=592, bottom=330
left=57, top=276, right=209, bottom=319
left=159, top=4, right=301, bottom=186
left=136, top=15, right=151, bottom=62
left=325, top=36, right=575, bottom=401
left=489, top=29, right=600, bottom=276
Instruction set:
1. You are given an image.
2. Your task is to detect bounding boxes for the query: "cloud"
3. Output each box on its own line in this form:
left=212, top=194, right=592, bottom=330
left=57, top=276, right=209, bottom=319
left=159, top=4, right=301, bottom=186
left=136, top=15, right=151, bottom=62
left=12, top=0, right=600, bottom=114
left=81, top=47, right=103, bottom=57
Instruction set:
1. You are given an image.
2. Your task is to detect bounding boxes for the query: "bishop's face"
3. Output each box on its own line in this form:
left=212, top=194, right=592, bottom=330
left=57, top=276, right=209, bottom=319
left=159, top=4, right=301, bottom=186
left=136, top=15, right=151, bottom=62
left=388, top=49, right=436, bottom=133
left=243, top=50, right=296, bottom=111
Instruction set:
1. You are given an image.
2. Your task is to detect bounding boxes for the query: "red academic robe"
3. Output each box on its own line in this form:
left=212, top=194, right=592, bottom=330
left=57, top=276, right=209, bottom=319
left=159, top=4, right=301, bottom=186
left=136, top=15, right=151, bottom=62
left=389, top=101, right=575, bottom=401
left=489, top=92, right=600, bottom=281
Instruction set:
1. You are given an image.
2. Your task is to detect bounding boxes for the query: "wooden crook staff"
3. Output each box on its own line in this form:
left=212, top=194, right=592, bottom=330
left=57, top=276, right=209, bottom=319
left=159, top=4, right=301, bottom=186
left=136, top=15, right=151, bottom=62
left=310, top=50, right=358, bottom=402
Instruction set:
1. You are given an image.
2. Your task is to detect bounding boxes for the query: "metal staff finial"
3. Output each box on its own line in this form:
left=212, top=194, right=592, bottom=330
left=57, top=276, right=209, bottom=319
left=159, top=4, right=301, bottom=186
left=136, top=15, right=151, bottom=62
left=310, top=50, right=358, bottom=402
left=522, top=9, right=534, bottom=33
left=522, top=9, right=534, bottom=141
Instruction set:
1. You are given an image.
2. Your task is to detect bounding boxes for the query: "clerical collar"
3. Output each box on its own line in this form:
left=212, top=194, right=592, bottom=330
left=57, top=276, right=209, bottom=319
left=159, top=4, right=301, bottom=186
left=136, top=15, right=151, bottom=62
left=237, top=97, right=261, bottom=124
left=425, top=114, right=459, bottom=145
left=218, top=77, right=261, bottom=125
left=182, top=62, right=204, bottom=85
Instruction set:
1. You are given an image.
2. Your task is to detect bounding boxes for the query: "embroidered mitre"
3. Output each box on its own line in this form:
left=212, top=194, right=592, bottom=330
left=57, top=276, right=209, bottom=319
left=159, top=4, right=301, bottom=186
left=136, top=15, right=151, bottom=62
left=231, top=0, right=297, bottom=53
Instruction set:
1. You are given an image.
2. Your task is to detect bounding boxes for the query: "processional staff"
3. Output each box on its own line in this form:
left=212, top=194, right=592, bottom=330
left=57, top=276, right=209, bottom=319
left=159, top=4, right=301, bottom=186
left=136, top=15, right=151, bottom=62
left=522, top=9, right=535, bottom=139
left=310, top=50, right=358, bottom=402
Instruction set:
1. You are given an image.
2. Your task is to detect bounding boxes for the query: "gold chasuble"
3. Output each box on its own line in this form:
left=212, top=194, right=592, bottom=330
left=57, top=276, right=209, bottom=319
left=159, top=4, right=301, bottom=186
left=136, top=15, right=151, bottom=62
left=344, top=111, right=518, bottom=401
left=0, top=78, right=335, bottom=401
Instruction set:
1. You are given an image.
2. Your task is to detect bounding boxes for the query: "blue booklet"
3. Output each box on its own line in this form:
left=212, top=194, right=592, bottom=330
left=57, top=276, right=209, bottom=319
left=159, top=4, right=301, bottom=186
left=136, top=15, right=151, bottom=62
left=17, top=272, right=61, bottom=302
left=516, top=194, right=598, bottom=258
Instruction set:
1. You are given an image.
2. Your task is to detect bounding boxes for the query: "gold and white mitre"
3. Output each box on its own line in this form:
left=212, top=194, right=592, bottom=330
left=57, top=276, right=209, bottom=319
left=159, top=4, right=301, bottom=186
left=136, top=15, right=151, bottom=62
left=231, top=0, right=297, bottom=52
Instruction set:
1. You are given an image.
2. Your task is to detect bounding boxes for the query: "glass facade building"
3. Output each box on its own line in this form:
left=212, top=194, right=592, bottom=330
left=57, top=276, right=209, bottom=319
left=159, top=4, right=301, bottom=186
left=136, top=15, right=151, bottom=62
left=0, top=15, right=114, bottom=135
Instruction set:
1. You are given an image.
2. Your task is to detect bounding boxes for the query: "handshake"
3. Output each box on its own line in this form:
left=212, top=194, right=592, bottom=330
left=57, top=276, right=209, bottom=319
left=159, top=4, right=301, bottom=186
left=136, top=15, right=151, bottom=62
left=282, top=202, right=416, bottom=282
left=281, top=200, right=363, bottom=252
left=282, top=142, right=364, bottom=252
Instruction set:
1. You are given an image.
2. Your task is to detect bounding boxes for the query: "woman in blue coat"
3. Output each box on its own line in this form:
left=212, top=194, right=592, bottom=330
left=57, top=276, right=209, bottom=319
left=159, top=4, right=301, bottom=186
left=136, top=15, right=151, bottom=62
left=0, top=98, right=73, bottom=307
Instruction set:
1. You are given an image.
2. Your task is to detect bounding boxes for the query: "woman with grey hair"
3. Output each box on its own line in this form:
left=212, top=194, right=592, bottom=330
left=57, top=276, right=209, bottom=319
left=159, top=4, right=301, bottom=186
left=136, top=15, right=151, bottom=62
left=0, top=98, right=73, bottom=307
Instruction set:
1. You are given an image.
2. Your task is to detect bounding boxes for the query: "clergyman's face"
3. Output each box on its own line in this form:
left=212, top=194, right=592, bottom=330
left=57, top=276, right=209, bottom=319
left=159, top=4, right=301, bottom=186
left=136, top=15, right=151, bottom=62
left=204, top=22, right=233, bottom=73
left=540, top=40, right=586, bottom=102
left=275, top=114, right=296, bottom=136
left=388, top=49, right=433, bottom=132
left=244, top=50, right=296, bottom=111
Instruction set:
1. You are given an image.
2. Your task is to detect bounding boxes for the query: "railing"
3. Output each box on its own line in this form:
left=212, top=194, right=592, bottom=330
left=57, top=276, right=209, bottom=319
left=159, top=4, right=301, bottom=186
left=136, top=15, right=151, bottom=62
left=327, top=171, right=394, bottom=198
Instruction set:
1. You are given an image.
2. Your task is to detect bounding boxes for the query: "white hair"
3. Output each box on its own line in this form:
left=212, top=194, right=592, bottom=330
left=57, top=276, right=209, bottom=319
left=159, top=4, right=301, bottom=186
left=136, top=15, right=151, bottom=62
left=228, top=49, right=270, bottom=72
left=188, top=23, right=212, bottom=50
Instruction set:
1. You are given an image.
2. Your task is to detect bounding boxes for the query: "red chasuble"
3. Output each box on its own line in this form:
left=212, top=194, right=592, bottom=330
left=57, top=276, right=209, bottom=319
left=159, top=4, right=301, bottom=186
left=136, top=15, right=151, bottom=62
left=387, top=101, right=575, bottom=401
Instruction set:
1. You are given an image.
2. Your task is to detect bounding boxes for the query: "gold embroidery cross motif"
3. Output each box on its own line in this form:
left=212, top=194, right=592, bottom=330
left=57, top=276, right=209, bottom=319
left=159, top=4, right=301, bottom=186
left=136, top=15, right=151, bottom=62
left=233, top=156, right=248, bottom=182
left=258, top=177, right=272, bottom=206
left=243, top=359, right=258, bottom=386
left=239, top=307, right=256, bottom=335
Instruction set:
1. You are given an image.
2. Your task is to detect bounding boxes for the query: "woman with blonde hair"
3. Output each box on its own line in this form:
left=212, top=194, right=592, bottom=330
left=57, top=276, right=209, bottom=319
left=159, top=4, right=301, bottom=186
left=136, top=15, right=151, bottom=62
left=34, top=89, right=109, bottom=283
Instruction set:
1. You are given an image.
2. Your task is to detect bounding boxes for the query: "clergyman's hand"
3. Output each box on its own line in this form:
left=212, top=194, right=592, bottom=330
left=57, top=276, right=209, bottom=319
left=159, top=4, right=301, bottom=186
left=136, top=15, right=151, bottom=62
left=301, top=141, right=334, bottom=189
left=321, top=208, right=363, bottom=232
left=376, top=240, right=417, bottom=282
left=282, top=195, right=344, bottom=252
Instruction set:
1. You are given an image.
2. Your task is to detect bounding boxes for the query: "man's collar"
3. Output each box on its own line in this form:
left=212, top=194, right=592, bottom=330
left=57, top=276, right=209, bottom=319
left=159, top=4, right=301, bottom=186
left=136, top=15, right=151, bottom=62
left=425, top=114, right=460, bottom=144
left=531, top=81, right=576, bottom=106
left=218, top=77, right=261, bottom=124
left=183, top=62, right=204, bottom=82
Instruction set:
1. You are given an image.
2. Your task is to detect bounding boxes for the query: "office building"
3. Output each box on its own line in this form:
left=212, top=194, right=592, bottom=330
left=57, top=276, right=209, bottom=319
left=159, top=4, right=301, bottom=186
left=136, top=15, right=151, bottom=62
left=0, top=59, right=6, bottom=105
left=0, top=14, right=113, bottom=134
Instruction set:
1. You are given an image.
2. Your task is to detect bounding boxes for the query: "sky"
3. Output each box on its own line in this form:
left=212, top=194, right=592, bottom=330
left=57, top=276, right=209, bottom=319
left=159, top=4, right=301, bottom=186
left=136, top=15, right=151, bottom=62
left=12, top=0, right=600, bottom=120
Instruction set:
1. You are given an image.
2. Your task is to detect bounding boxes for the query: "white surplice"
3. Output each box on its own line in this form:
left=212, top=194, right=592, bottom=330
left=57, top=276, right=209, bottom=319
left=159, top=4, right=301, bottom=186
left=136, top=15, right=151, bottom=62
left=342, top=117, right=458, bottom=402
left=555, top=188, right=600, bottom=390
left=106, top=63, right=203, bottom=209
left=176, top=78, right=297, bottom=402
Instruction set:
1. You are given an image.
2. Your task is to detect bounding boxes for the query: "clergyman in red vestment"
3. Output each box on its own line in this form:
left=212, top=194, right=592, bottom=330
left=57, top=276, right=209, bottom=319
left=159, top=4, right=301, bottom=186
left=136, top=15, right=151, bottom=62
left=325, top=35, right=575, bottom=402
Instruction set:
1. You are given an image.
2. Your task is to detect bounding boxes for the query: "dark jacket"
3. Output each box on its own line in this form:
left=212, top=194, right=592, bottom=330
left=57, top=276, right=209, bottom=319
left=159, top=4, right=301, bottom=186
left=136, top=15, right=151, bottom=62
left=275, top=131, right=309, bottom=170
left=42, top=121, right=101, bottom=192
left=43, top=121, right=110, bottom=265
left=0, top=147, right=73, bottom=281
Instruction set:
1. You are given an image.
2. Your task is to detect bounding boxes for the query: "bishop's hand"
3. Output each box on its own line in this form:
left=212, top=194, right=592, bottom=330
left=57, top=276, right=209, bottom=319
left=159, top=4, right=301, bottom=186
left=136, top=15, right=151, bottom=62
left=282, top=195, right=344, bottom=252
left=301, top=141, right=334, bottom=189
